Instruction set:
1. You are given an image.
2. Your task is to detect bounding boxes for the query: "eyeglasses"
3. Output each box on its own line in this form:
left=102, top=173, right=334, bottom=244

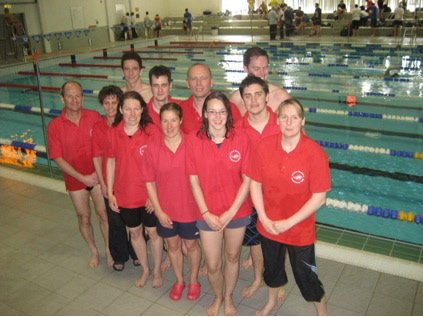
left=206, top=110, right=227, bottom=116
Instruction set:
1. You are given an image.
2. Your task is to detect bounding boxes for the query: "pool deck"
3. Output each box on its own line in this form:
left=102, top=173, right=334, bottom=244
left=0, top=165, right=422, bottom=315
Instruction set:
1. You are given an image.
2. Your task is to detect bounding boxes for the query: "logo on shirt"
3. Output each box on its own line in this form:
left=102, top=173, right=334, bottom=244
left=229, top=150, right=241, bottom=162
left=291, top=170, right=304, bottom=184
left=139, top=145, right=147, bottom=156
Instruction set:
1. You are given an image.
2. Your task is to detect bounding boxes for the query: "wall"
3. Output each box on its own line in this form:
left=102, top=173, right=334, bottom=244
left=165, top=0, right=221, bottom=17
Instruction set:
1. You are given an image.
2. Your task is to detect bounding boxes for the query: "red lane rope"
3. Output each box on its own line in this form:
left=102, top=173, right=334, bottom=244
left=122, top=50, right=203, bottom=54
left=0, top=83, right=60, bottom=91
left=147, top=45, right=226, bottom=49
left=93, top=56, right=177, bottom=61
left=59, top=63, right=120, bottom=68
left=17, top=71, right=108, bottom=79
left=169, top=41, right=243, bottom=45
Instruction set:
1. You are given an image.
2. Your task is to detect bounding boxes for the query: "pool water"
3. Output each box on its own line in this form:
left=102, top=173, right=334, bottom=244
left=0, top=39, right=422, bottom=245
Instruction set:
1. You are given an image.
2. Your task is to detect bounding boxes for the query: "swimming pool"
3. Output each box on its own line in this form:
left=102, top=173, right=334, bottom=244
left=0, top=38, right=422, bottom=247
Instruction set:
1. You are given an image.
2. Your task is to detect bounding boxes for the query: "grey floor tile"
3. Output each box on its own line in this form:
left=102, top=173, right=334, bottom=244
left=101, top=292, right=154, bottom=315
left=141, top=302, right=185, bottom=315
left=55, top=273, right=98, bottom=300
left=366, top=291, right=413, bottom=315
left=337, top=264, right=380, bottom=291
left=71, top=281, right=124, bottom=311
left=374, top=273, right=418, bottom=301
left=414, top=282, right=423, bottom=304
left=327, top=303, right=363, bottom=316
left=412, top=302, right=423, bottom=316
left=328, top=283, right=373, bottom=315
left=0, top=302, right=24, bottom=315
left=276, top=293, right=317, bottom=316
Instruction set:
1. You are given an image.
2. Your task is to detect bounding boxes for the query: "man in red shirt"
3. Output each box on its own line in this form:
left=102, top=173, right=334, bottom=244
left=181, top=63, right=241, bottom=133
left=236, top=75, right=280, bottom=299
left=147, top=65, right=182, bottom=127
left=48, top=80, right=110, bottom=268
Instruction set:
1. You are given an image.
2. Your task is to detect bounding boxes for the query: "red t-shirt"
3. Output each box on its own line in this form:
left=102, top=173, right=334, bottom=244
left=180, top=95, right=242, bottom=134
left=146, top=96, right=182, bottom=128
left=48, top=108, right=101, bottom=191
left=142, top=133, right=198, bottom=222
left=235, top=107, right=280, bottom=148
left=92, top=116, right=111, bottom=185
left=107, top=121, right=159, bottom=208
left=186, top=128, right=252, bottom=220
left=247, top=133, right=331, bottom=246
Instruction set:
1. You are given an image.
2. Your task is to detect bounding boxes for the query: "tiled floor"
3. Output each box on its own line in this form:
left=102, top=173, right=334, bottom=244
left=0, top=167, right=422, bottom=316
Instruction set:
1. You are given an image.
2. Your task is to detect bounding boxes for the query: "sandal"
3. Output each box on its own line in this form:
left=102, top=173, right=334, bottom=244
left=187, top=283, right=201, bottom=301
left=112, top=262, right=125, bottom=272
left=169, top=283, right=185, bottom=301
left=133, top=259, right=140, bottom=267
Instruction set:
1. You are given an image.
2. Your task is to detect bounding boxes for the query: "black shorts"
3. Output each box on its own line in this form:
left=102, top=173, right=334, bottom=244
left=242, top=209, right=260, bottom=246
left=393, top=20, right=403, bottom=26
left=157, top=220, right=199, bottom=240
left=119, top=206, right=156, bottom=228
left=370, top=19, right=378, bottom=27
left=260, top=235, right=325, bottom=302
left=352, top=20, right=360, bottom=29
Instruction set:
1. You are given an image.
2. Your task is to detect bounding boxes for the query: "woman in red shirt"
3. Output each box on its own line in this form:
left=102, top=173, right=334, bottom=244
left=143, top=103, right=201, bottom=301
left=186, top=91, right=252, bottom=315
left=248, top=98, right=331, bottom=315
left=107, top=91, right=163, bottom=288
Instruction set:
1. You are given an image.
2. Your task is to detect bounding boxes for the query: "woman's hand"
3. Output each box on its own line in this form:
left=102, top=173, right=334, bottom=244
left=156, top=211, right=173, bottom=229
left=145, top=199, right=154, bottom=213
left=260, top=216, right=278, bottom=235
left=218, top=210, right=236, bottom=230
left=108, top=194, right=120, bottom=213
left=204, top=212, right=223, bottom=231
left=274, top=219, right=293, bottom=234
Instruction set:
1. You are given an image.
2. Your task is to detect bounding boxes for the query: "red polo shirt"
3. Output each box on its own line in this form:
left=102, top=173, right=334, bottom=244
left=107, top=121, right=159, bottom=208
left=235, top=107, right=280, bottom=148
left=247, top=133, right=331, bottom=246
left=146, top=96, right=182, bottom=128
left=92, top=116, right=112, bottom=185
left=186, top=128, right=252, bottom=220
left=142, top=133, right=198, bottom=222
left=48, top=108, right=101, bottom=191
left=180, top=95, right=242, bottom=134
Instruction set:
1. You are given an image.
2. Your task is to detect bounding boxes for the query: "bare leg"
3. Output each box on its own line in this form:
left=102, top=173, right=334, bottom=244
left=223, top=227, right=245, bottom=316
left=242, top=244, right=264, bottom=298
left=146, top=227, right=163, bottom=288
left=256, top=286, right=285, bottom=316
left=185, top=239, right=201, bottom=285
left=200, top=230, right=224, bottom=316
left=167, top=236, right=184, bottom=285
left=313, top=297, right=327, bottom=316
left=128, top=225, right=149, bottom=287
left=242, top=252, right=252, bottom=270
left=90, top=185, right=113, bottom=267
left=68, top=189, right=99, bottom=268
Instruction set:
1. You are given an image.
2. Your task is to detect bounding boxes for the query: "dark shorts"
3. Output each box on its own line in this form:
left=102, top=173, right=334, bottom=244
left=352, top=20, right=360, bottom=29
left=196, top=214, right=250, bottom=231
left=242, top=209, right=260, bottom=246
left=370, top=19, right=378, bottom=27
left=313, top=20, right=321, bottom=26
left=119, top=206, right=156, bottom=228
left=393, top=20, right=403, bottom=26
left=260, top=235, right=325, bottom=302
left=157, top=220, right=199, bottom=240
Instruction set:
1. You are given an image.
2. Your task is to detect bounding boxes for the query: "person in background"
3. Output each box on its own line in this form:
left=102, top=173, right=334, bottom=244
left=183, top=8, right=193, bottom=35
left=236, top=75, right=281, bottom=299
left=268, top=6, right=278, bottom=40
left=181, top=63, right=241, bottom=134
left=311, top=3, right=322, bottom=37
left=92, top=85, right=138, bottom=272
left=154, top=13, right=162, bottom=38
left=230, top=46, right=291, bottom=116
left=147, top=65, right=181, bottom=128
left=4, top=7, right=25, bottom=36
left=130, top=12, right=138, bottom=38
left=107, top=91, right=164, bottom=288
left=392, top=2, right=404, bottom=37
left=247, top=98, right=331, bottom=316
left=144, top=11, right=152, bottom=38
left=351, top=4, right=362, bottom=36
left=143, top=103, right=202, bottom=301
left=370, top=4, right=379, bottom=36
left=187, top=91, right=252, bottom=315
left=121, top=51, right=153, bottom=103
left=284, top=5, right=295, bottom=37
left=48, top=80, right=111, bottom=269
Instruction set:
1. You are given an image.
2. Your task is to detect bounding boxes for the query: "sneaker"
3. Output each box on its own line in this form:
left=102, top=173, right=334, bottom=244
left=169, top=283, right=185, bottom=301
left=187, top=283, right=201, bottom=301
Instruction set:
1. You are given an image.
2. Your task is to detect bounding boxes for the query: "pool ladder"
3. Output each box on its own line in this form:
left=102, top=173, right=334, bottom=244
left=401, top=25, right=417, bottom=47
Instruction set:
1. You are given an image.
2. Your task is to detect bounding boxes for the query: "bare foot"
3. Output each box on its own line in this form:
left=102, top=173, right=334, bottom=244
left=88, top=253, right=99, bottom=268
left=160, top=257, right=171, bottom=272
left=277, top=287, right=287, bottom=303
left=207, top=297, right=223, bottom=316
left=199, top=263, right=208, bottom=277
left=152, top=271, right=163, bottom=288
left=224, top=297, right=237, bottom=316
left=242, top=280, right=263, bottom=298
left=135, top=270, right=149, bottom=288
left=242, top=255, right=252, bottom=270
left=106, top=251, right=114, bottom=268
left=256, top=300, right=277, bottom=316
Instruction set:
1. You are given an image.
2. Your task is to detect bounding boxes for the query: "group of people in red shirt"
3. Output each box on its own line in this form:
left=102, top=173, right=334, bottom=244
left=48, top=47, right=331, bottom=316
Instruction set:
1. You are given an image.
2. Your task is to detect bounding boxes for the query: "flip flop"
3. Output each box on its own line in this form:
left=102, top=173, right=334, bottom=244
left=112, top=262, right=125, bottom=271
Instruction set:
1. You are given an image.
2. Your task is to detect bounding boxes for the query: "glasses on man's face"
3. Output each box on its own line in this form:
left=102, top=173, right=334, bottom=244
left=206, top=110, right=228, bottom=116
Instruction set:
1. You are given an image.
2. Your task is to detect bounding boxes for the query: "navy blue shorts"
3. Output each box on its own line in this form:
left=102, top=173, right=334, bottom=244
left=156, top=220, right=199, bottom=240
left=119, top=206, right=156, bottom=228
left=196, top=214, right=250, bottom=231
left=242, top=209, right=260, bottom=246
left=260, top=235, right=325, bottom=302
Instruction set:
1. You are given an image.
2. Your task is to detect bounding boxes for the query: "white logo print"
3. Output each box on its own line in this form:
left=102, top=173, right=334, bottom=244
left=291, top=170, right=304, bottom=184
left=229, top=150, right=241, bottom=162
left=139, top=145, right=147, bottom=156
